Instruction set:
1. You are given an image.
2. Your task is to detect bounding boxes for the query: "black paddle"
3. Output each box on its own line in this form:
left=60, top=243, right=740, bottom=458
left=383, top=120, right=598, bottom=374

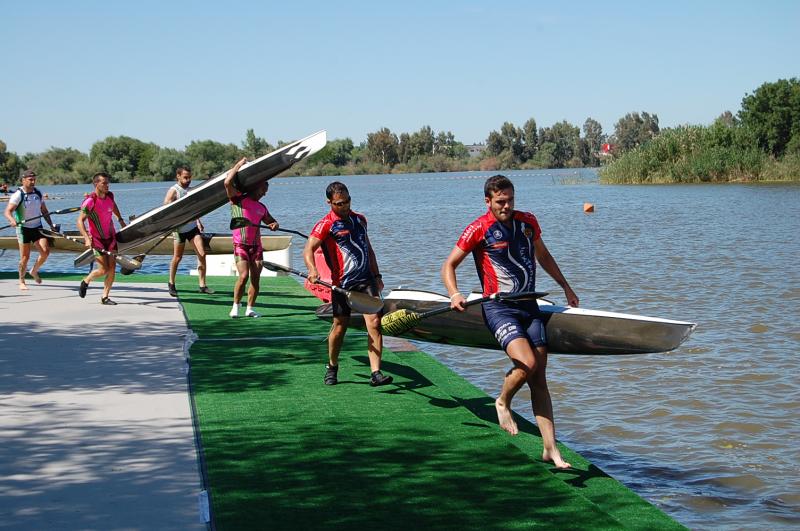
left=0, top=206, right=81, bottom=231
left=118, top=230, right=174, bottom=275
left=39, top=228, right=142, bottom=271
left=262, top=260, right=384, bottom=314
left=381, top=291, right=549, bottom=337
left=229, top=217, right=309, bottom=239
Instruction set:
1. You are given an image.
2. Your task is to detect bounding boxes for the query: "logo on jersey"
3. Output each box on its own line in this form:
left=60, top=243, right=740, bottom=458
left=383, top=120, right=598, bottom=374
left=523, top=227, right=534, bottom=238
left=491, top=241, right=509, bottom=249
left=492, top=229, right=503, bottom=240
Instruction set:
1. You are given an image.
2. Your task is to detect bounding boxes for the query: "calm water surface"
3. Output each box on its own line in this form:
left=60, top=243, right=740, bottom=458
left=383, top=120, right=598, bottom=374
left=2, top=169, right=799, bottom=529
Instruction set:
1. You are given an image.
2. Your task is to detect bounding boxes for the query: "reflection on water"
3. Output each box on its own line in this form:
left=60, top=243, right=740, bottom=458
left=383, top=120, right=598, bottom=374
left=2, top=170, right=799, bottom=529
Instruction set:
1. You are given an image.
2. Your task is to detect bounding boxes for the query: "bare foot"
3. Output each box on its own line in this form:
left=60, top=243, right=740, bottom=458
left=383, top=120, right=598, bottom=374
left=30, top=270, right=42, bottom=284
left=543, top=448, right=572, bottom=469
left=19, top=283, right=28, bottom=291
left=495, top=399, right=519, bottom=435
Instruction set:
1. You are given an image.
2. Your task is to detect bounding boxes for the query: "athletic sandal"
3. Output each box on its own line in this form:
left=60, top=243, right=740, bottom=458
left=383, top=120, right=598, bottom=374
left=324, top=364, right=339, bottom=385
left=370, top=371, right=393, bottom=387
left=168, top=283, right=178, bottom=297
left=199, top=286, right=215, bottom=294
left=100, top=297, right=117, bottom=306
left=79, top=280, right=88, bottom=298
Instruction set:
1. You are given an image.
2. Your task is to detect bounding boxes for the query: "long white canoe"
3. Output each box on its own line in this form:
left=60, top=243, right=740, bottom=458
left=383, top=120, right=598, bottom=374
left=74, top=130, right=326, bottom=267
left=316, top=289, right=697, bottom=355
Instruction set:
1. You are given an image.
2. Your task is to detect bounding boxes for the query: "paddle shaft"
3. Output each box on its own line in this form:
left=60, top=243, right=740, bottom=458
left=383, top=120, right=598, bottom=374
left=118, top=230, right=175, bottom=275
left=40, top=229, right=140, bottom=270
left=414, top=291, right=548, bottom=320
left=0, top=206, right=80, bottom=231
left=230, top=217, right=308, bottom=239
left=263, top=260, right=350, bottom=296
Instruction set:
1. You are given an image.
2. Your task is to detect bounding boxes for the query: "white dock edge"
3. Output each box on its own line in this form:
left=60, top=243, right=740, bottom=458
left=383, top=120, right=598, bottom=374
left=191, top=246, right=291, bottom=277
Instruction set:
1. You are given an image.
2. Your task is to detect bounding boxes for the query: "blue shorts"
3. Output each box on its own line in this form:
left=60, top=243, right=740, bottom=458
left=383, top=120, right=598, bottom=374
left=481, top=299, right=546, bottom=351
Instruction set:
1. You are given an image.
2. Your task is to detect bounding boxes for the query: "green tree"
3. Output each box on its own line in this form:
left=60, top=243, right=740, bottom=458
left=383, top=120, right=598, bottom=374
left=305, top=138, right=354, bottom=167
left=150, top=148, right=190, bottom=180
left=582, top=117, right=605, bottom=166
left=366, top=128, right=399, bottom=166
left=522, top=118, right=538, bottom=161
left=185, top=139, right=240, bottom=178
left=241, top=129, right=274, bottom=159
left=89, top=136, right=153, bottom=179
left=0, top=140, right=23, bottom=184
left=500, top=122, right=523, bottom=161
left=408, top=126, right=435, bottom=157
left=539, top=121, right=580, bottom=167
left=612, top=112, right=660, bottom=152
left=738, top=78, right=800, bottom=157
left=24, top=147, right=88, bottom=182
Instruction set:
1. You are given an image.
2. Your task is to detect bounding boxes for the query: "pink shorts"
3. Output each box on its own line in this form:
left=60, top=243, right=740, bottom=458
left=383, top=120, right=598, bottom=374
left=234, top=243, right=263, bottom=263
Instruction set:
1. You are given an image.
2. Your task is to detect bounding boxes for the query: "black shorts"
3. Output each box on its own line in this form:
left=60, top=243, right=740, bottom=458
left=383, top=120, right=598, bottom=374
left=331, top=280, right=381, bottom=317
left=174, top=226, right=200, bottom=244
left=481, top=298, right=547, bottom=350
left=18, top=226, right=45, bottom=244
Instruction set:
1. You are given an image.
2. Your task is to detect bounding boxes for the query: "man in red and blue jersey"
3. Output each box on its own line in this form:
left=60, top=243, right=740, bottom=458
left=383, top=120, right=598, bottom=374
left=442, top=174, right=578, bottom=469
left=303, top=181, right=392, bottom=387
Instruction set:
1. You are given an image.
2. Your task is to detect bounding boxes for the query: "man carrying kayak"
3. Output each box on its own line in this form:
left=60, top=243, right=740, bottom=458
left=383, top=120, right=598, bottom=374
left=441, top=174, right=578, bottom=469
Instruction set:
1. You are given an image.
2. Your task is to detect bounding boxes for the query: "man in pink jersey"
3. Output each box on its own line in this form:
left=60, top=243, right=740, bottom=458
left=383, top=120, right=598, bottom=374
left=77, top=172, right=127, bottom=305
left=442, top=175, right=578, bottom=469
left=304, top=181, right=392, bottom=387
left=224, top=157, right=279, bottom=318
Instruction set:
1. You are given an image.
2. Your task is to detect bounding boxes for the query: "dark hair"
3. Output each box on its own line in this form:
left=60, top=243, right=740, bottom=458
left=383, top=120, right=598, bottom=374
left=93, top=172, right=111, bottom=184
left=325, top=181, right=349, bottom=200
left=176, top=165, right=192, bottom=175
left=484, top=174, right=514, bottom=198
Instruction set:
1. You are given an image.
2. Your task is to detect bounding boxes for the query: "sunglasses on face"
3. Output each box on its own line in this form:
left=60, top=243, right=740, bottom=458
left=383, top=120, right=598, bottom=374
left=331, top=197, right=351, bottom=207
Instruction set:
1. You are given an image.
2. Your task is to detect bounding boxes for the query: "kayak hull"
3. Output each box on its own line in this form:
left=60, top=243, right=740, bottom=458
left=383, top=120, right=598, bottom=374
left=315, top=289, right=696, bottom=355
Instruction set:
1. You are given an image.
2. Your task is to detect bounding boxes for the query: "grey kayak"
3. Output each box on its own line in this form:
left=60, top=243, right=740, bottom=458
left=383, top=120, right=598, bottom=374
left=74, top=130, right=326, bottom=267
left=315, top=288, right=697, bottom=355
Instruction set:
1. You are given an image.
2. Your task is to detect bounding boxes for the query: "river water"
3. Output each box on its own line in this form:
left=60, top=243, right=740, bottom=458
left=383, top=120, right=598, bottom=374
left=2, top=169, right=799, bottom=529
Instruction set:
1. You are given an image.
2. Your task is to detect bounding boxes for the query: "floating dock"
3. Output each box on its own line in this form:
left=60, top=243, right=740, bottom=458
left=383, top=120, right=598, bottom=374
left=0, top=272, right=684, bottom=530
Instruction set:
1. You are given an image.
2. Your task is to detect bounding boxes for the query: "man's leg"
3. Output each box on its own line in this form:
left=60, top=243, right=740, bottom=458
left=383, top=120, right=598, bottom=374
left=29, top=237, right=49, bottom=283
left=496, top=337, right=537, bottom=435
left=191, top=234, right=210, bottom=290
left=169, top=240, right=185, bottom=285
left=230, top=258, right=249, bottom=317
left=324, top=315, right=349, bottom=384
left=17, top=242, right=31, bottom=290
left=363, top=313, right=384, bottom=373
left=245, top=260, right=261, bottom=314
left=528, top=345, right=571, bottom=469
left=102, top=255, right=116, bottom=299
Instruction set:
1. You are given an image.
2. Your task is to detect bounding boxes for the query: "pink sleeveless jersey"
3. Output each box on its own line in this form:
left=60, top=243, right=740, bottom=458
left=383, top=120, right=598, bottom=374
left=230, top=196, right=268, bottom=246
left=81, top=192, right=117, bottom=239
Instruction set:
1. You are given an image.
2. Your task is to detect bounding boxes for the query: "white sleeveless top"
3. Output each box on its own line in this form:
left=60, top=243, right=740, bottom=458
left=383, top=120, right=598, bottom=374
left=172, top=184, right=198, bottom=234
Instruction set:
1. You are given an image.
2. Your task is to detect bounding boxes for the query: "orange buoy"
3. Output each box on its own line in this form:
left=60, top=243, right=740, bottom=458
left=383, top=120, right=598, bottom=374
left=583, top=202, right=595, bottom=213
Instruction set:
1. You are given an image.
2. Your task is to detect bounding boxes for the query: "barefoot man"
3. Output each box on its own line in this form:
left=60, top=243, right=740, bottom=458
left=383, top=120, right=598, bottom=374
left=441, top=174, right=579, bottom=469
left=3, top=170, right=54, bottom=290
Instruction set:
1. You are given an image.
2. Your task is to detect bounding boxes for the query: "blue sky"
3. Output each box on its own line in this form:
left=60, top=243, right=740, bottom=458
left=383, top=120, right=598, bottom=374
left=2, top=0, right=798, bottom=154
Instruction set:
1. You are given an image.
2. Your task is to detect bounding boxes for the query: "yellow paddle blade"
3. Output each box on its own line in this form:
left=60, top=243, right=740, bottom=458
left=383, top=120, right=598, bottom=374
left=380, top=309, right=422, bottom=336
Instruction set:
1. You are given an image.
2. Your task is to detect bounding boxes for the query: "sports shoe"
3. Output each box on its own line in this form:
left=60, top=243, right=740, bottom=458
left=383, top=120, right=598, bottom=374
left=245, top=308, right=261, bottom=318
left=100, top=297, right=117, bottom=306
left=324, top=364, right=338, bottom=385
left=168, top=283, right=178, bottom=297
left=229, top=305, right=239, bottom=318
left=370, top=370, right=393, bottom=387
left=79, top=280, right=88, bottom=298
left=199, top=286, right=215, bottom=294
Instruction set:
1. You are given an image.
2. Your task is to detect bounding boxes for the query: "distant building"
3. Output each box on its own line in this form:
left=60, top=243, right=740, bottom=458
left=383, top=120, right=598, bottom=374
left=466, top=143, right=486, bottom=158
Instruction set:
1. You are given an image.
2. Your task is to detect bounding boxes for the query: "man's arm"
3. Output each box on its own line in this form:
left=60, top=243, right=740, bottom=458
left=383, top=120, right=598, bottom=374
left=163, top=187, right=177, bottom=205
left=224, top=158, right=247, bottom=201
left=365, top=233, right=384, bottom=291
left=261, top=211, right=278, bottom=231
left=112, top=203, right=126, bottom=229
left=77, top=210, right=91, bottom=246
left=303, top=236, right=323, bottom=283
left=40, top=203, right=54, bottom=229
left=3, top=198, right=17, bottom=227
left=533, top=238, right=578, bottom=307
left=441, top=245, right=470, bottom=311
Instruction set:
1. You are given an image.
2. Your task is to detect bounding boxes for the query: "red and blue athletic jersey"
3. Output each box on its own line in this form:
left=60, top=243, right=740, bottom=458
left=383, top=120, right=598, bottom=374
left=456, top=210, right=542, bottom=296
left=310, top=210, right=374, bottom=289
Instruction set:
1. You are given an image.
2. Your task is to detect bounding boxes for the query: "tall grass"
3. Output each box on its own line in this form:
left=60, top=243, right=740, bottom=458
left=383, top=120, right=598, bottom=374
left=600, top=124, right=799, bottom=183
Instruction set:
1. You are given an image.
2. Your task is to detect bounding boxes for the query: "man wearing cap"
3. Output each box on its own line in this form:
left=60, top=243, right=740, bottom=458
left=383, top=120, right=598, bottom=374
left=3, top=170, right=55, bottom=290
